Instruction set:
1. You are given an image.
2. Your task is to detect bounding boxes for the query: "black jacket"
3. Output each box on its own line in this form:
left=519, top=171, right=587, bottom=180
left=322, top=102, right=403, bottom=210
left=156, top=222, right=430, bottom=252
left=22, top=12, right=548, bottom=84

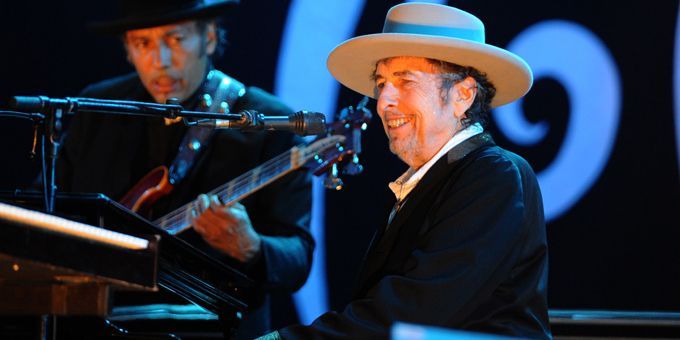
left=57, top=72, right=314, bottom=339
left=279, top=133, right=551, bottom=339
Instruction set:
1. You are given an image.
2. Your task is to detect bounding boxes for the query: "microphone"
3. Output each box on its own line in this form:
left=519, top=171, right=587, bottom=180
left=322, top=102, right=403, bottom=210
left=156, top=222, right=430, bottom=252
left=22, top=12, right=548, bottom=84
left=194, top=110, right=326, bottom=136
left=10, top=96, right=73, bottom=112
left=11, top=96, right=327, bottom=136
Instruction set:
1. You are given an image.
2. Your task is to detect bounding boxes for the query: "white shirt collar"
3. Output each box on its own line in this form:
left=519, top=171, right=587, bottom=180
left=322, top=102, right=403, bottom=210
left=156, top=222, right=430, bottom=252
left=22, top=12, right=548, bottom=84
left=388, top=123, right=484, bottom=202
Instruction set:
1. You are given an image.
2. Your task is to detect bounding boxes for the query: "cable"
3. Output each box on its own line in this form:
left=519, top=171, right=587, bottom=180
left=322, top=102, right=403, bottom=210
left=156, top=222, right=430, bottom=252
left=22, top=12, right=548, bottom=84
left=0, top=110, right=45, bottom=121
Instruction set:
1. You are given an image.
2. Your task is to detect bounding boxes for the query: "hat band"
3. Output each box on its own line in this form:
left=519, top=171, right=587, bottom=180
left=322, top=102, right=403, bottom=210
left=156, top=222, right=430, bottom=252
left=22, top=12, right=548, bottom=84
left=383, top=20, right=485, bottom=43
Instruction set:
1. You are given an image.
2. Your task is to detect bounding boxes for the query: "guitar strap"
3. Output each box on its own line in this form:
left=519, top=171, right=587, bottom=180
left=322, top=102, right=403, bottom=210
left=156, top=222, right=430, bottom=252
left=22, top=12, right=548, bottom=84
left=167, top=69, right=245, bottom=186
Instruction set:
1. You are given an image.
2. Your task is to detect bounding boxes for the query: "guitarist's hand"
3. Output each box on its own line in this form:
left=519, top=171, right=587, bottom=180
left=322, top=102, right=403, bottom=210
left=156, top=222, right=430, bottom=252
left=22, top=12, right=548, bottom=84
left=192, top=194, right=262, bottom=263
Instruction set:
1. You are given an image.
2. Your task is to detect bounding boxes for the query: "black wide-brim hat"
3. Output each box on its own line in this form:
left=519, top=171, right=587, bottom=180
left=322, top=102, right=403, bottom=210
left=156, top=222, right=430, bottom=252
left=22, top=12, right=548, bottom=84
left=89, top=0, right=239, bottom=35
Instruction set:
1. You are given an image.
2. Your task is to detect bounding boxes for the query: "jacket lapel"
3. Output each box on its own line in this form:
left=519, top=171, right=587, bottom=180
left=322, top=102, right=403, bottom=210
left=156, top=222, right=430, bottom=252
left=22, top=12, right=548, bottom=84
left=353, top=133, right=495, bottom=297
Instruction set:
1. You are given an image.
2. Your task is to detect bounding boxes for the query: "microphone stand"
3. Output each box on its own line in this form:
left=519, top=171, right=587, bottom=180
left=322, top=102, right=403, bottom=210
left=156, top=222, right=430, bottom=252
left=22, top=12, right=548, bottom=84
left=43, top=104, right=63, bottom=214
left=8, top=96, right=248, bottom=213
left=3, top=95, right=265, bottom=340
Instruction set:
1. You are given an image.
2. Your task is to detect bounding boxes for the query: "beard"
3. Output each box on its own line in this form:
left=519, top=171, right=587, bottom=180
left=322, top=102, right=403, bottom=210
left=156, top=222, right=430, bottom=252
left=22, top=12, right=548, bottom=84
left=389, top=135, right=419, bottom=167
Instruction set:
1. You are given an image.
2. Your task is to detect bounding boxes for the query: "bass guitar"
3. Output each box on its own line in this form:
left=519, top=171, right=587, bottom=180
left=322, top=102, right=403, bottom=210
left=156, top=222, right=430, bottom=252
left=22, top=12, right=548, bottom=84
left=120, top=97, right=372, bottom=235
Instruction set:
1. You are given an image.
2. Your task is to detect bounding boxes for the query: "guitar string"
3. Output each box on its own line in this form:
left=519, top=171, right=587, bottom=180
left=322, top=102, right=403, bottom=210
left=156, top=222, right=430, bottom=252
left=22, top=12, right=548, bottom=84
left=155, top=137, right=340, bottom=231
left=156, top=159, right=292, bottom=231
left=156, top=143, right=311, bottom=230
left=155, top=147, right=295, bottom=228
left=156, top=136, right=342, bottom=229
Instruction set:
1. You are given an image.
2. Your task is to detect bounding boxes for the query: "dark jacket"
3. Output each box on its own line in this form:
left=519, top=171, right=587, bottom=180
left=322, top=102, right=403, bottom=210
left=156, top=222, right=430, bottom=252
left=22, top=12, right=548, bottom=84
left=56, top=72, right=314, bottom=339
left=279, top=133, right=551, bottom=339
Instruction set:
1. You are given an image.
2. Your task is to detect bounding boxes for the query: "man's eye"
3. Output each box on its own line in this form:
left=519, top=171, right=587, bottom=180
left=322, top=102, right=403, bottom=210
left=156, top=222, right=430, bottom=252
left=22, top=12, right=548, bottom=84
left=132, top=40, right=149, bottom=49
left=376, top=82, right=385, bottom=89
left=168, top=36, right=185, bottom=45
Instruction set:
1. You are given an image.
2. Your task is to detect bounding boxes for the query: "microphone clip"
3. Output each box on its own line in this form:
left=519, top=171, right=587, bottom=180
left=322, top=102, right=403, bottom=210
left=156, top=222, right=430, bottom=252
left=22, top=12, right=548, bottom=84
left=229, top=110, right=264, bottom=130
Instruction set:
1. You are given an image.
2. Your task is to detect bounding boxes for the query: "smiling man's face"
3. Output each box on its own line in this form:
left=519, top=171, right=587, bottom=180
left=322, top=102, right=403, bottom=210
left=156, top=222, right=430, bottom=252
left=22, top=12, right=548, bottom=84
left=374, top=56, right=472, bottom=168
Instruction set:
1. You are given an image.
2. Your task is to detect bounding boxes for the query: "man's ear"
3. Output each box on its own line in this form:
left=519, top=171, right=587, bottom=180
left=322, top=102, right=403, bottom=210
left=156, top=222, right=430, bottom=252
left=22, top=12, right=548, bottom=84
left=452, top=76, right=477, bottom=119
left=125, top=50, right=133, bottom=64
left=122, top=34, right=133, bottom=65
left=205, top=22, right=218, bottom=56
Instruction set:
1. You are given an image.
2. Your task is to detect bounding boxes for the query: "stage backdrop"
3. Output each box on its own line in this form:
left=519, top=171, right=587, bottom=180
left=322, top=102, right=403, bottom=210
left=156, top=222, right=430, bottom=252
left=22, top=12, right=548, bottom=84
left=1, top=0, right=678, bottom=328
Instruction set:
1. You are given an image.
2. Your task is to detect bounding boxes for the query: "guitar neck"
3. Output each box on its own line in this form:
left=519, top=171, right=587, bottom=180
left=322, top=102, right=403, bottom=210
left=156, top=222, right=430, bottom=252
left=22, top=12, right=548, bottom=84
left=154, top=145, right=303, bottom=235
left=153, top=135, right=343, bottom=235
left=209, top=147, right=302, bottom=205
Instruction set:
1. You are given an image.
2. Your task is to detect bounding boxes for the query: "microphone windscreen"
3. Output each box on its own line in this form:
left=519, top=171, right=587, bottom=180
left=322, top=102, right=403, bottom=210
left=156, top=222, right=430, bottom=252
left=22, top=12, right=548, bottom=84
left=10, top=96, right=44, bottom=112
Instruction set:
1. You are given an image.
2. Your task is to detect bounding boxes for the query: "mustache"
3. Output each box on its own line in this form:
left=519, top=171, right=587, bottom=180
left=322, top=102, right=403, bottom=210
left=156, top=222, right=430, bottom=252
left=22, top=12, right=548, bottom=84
left=151, top=72, right=182, bottom=82
left=381, top=108, right=414, bottom=120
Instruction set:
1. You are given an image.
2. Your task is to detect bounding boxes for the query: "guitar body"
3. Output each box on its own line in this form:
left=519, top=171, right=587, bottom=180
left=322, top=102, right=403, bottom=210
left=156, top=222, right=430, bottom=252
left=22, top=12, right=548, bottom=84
left=119, top=166, right=174, bottom=213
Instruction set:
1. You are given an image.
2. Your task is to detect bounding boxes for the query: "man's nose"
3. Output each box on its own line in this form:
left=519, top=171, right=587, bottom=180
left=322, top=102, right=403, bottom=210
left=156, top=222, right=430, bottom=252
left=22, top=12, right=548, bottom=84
left=153, top=44, right=172, bottom=68
left=377, top=82, right=398, bottom=112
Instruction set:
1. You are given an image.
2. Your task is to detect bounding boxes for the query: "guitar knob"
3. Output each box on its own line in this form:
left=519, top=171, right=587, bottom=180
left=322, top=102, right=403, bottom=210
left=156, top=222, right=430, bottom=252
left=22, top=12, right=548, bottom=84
left=324, top=175, right=343, bottom=191
left=342, top=154, right=363, bottom=175
left=324, top=164, right=344, bottom=190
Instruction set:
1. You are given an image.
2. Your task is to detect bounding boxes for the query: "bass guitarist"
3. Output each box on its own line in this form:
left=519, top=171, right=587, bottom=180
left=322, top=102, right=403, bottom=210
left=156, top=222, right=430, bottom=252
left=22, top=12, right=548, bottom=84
left=54, top=1, right=313, bottom=338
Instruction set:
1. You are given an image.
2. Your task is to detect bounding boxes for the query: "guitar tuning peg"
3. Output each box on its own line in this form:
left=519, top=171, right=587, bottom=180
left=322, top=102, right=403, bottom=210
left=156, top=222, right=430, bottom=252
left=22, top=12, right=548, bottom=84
left=342, top=154, right=363, bottom=176
left=336, top=106, right=351, bottom=121
left=324, top=174, right=344, bottom=191
left=324, top=163, right=344, bottom=190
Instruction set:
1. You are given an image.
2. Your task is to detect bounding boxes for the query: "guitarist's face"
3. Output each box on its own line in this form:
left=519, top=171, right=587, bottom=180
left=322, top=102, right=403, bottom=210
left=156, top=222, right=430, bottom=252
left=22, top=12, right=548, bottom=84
left=124, top=20, right=217, bottom=104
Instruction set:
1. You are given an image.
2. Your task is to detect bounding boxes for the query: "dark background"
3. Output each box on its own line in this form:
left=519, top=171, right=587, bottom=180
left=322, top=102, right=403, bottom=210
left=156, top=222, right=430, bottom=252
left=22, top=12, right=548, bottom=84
left=1, top=0, right=678, bottom=326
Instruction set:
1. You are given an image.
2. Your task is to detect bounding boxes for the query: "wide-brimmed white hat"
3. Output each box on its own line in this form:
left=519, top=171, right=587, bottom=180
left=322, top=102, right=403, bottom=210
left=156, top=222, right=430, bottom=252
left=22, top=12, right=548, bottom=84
left=327, top=2, right=533, bottom=108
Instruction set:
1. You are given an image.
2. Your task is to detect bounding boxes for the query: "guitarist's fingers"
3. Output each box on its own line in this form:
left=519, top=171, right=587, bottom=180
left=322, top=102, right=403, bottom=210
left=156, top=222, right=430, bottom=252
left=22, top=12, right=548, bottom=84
left=198, top=207, right=229, bottom=227
left=226, top=203, right=250, bottom=224
left=193, top=194, right=222, bottom=235
left=192, top=213, right=207, bottom=235
left=193, top=220, right=205, bottom=235
left=209, top=195, right=223, bottom=211
left=208, top=195, right=240, bottom=222
left=197, top=194, right=211, bottom=213
left=193, top=209, right=224, bottom=237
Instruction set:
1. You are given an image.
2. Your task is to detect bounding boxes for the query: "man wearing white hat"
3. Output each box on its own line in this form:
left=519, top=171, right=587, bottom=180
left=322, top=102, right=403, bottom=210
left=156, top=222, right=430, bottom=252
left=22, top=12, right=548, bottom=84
left=262, top=3, right=550, bottom=339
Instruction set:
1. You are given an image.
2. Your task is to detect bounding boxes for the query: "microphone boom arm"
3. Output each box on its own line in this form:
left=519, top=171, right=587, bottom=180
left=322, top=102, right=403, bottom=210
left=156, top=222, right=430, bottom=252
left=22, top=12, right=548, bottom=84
left=11, top=95, right=245, bottom=121
left=9, top=95, right=326, bottom=213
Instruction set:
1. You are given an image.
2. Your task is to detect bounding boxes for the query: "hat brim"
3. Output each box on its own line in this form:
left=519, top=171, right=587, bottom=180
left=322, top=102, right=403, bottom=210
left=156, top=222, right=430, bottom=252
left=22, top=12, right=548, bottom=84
left=88, top=1, right=238, bottom=35
left=327, top=33, right=533, bottom=108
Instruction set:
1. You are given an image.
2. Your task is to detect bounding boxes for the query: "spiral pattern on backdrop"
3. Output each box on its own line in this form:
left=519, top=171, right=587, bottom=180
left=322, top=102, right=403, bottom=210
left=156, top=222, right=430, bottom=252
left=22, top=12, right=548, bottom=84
left=494, top=20, right=621, bottom=221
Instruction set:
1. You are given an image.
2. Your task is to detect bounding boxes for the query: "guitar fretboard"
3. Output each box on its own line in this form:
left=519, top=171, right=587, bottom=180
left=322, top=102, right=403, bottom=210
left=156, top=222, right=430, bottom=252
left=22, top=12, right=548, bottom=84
left=154, top=135, right=343, bottom=235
